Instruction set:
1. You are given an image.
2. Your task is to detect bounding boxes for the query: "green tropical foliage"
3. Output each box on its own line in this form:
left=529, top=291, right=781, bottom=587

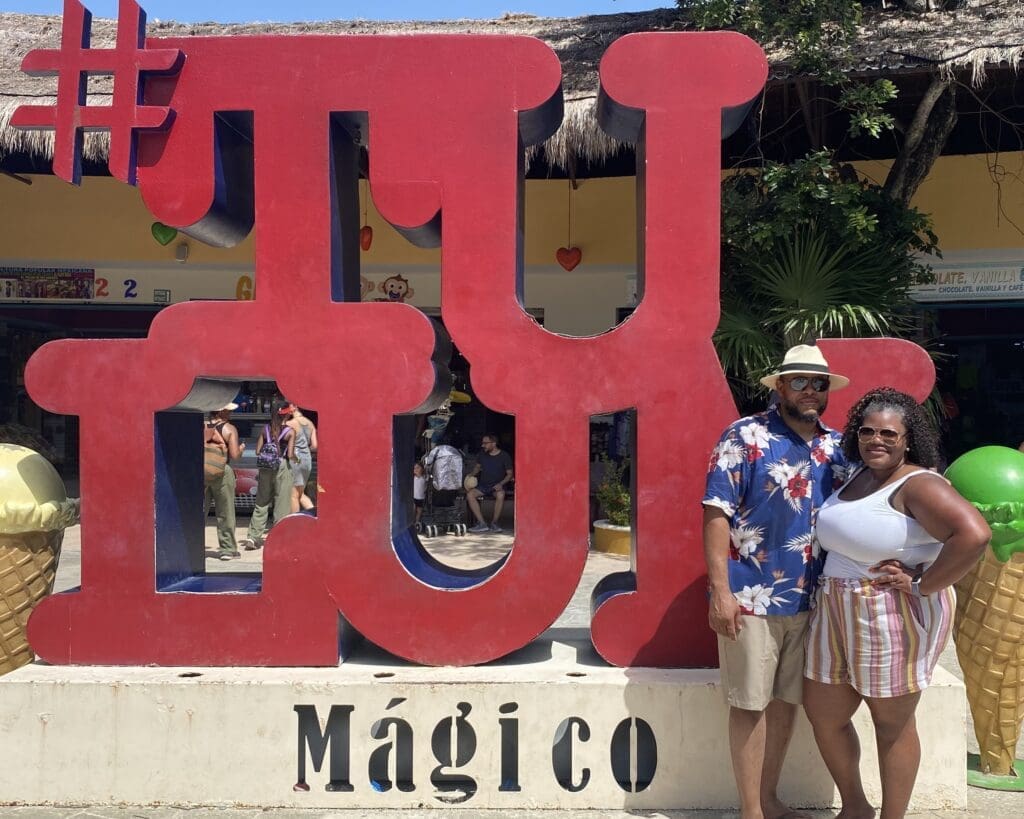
left=680, top=0, right=898, bottom=135
left=678, top=1, right=955, bottom=414
left=680, top=0, right=862, bottom=81
left=716, top=154, right=938, bottom=410
left=595, top=456, right=631, bottom=527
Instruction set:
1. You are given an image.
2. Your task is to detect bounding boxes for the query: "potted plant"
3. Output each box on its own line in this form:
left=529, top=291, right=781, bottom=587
left=593, top=456, right=631, bottom=556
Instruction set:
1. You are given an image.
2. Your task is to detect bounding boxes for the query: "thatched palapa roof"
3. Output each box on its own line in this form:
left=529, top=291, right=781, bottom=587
left=1, top=2, right=1022, bottom=171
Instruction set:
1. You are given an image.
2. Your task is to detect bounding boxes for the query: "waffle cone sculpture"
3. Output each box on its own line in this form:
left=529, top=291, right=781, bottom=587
left=947, top=446, right=1024, bottom=777
left=0, top=444, right=79, bottom=676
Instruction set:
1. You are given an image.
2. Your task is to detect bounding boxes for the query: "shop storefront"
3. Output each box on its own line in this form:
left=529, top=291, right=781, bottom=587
left=912, top=255, right=1024, bottom=461
left=0, top=301, right=163, bottom=472
left=3, top=155, right=1024, bottom=475
left=0, top=260, right=251, bottom=474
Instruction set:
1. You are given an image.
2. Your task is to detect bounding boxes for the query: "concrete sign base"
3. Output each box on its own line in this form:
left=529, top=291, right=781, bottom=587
left=0, top=629, right=966, bottom=811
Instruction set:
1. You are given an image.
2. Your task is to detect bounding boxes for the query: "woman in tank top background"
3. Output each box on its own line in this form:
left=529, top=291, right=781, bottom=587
left=284, top=401, right=318, bottom=513
left=803, top=388, right=990, bottom=819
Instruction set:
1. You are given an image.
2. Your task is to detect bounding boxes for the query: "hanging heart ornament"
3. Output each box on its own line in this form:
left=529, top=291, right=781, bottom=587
left=556, top=247, right=582, bottom=271
left=151, top=222, right=178, bottom=246
left=360, top=225, right=373, bottom=251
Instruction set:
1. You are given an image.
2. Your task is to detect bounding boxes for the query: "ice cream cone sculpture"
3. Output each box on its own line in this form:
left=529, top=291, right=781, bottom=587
left=947, top=446, right=1024, bottom=778
left=0, top=444, right=79, bottom=676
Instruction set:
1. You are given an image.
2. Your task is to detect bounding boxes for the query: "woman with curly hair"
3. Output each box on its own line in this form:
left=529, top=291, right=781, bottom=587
left=804, top=387, right=990, bottom=819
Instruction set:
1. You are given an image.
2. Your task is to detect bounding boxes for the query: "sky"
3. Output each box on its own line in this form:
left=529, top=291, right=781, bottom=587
left=8, top=0, right=667, bottom=23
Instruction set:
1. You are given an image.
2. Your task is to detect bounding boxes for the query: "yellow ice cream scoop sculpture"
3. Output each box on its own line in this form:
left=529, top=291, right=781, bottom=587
left=0, top=444, right=79, bottom=676
left=946, top=446, right=1024, bottom=785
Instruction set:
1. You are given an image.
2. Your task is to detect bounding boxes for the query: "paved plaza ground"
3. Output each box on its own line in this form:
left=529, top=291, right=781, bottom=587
left=10, top=520, right=1018, bottom=817
left=0, top=808, right=1016, bottom=819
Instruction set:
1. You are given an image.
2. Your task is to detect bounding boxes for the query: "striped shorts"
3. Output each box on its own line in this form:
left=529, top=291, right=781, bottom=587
left=805, top=576, right=954, bottom=698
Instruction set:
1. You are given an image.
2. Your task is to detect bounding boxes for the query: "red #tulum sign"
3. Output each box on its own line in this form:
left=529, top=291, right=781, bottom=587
left=14, top=1, right=935, bottom=669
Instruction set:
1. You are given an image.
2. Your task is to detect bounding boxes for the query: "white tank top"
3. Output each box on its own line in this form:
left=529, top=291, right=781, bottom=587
left=818, top=468, right=945, bottom=579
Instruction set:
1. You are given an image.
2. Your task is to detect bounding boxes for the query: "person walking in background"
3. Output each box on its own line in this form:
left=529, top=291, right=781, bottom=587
left=703, top=344, right=849, bottom=819
left=466, top=433, right=513, bottom=533
left=284, top=401, right=318, bottom=513
left=240, top=397, right=294, bottom=551
left=413, top=461, right=427, bottom=529
left=804, top=388, right=990, bottom=819
left=204, top=402, right=245, bottom=561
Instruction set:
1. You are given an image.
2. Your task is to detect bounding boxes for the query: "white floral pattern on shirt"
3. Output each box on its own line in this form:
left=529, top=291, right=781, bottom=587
left=702, top=406, right=846, bottom=616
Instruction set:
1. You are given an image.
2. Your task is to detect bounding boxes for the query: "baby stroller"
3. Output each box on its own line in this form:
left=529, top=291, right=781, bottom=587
left=418, top=443, right=467, bottom=537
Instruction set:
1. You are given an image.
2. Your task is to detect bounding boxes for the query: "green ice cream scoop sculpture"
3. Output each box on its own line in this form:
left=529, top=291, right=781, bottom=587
left=946, top=445, right=1024, bottom=562
left=946, top=445, right=1024, bottom=782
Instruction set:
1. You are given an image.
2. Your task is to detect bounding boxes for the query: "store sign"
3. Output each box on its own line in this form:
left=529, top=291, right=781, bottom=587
left=911, top=262, right=1024, bottom=302
left=0, top=266, right=248, bottom=304
left=15, top=2, right=936, bottom=671
left=0, top=266, right=94, bottom=300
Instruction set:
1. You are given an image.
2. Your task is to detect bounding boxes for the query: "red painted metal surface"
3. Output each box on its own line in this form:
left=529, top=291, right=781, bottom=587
left=817, top=338, right=937, bottom=428
left=14, top=3, right=935, bottom=667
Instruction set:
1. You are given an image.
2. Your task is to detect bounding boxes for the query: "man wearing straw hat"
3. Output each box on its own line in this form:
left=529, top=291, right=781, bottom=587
left=703, top=344, right=849, bottom=819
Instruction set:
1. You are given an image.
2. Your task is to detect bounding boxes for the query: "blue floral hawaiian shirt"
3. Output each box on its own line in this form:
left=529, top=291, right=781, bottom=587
left=702, top=405, right=848, bottom=616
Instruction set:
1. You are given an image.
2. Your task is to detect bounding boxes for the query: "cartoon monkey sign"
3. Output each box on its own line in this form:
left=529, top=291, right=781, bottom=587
left=375, top=274, right=414, bottom=303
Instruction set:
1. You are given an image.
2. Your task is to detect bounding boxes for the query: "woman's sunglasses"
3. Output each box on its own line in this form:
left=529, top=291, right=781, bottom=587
left=784, top=375, right=831, bottom=392
left=857, top=426, right=905, bottom=445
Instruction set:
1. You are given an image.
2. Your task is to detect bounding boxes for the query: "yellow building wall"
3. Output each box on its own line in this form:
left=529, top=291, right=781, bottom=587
left=854, top=153, right=1024, bottom=251
left=0, top=174, right=256, bottom=266
left=2, top=153, right=1022, bottom=334
left=0, top=175, right=641, bottom=267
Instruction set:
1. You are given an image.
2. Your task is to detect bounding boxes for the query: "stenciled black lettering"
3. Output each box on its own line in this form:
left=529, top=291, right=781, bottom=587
left=552, top=716, right=590, bottom=792
left=498, top=701, right=521, bottom=792
left=368, top=697, right=415, bottom=792
left=293, top=704, right=355, bottom=792
left=430, top=701, right=478, bottom=804
left=610, top=716, right=657, bottom=793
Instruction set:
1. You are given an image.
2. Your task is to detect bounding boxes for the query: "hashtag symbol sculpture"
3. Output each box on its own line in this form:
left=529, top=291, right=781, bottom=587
left=12, top=0, right=182, bottom=185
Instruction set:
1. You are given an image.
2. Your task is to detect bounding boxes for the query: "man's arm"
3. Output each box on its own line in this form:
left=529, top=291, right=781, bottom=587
left=500, top=452, right=513, bottom=486
left=222, top=423, right=245, bottom=462
left=703, top=505, right=742, bottom=640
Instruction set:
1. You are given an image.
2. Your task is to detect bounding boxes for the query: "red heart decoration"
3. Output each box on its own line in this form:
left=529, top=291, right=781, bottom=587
left=359, top=225, right=373, bottom=251
left=556, top=246, right=582, bottom=271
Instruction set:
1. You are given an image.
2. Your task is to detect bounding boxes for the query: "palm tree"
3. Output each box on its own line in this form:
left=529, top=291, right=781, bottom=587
left=714, top=226, right=921, bottom=412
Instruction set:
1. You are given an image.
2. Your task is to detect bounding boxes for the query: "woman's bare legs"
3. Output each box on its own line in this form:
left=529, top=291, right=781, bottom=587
left=865, top=691, right=921, bottom=819
left=804, top=678, right=874, bottom=819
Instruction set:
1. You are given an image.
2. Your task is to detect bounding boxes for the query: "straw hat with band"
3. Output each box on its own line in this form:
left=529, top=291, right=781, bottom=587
left=759, top=344, right=849, bottom=391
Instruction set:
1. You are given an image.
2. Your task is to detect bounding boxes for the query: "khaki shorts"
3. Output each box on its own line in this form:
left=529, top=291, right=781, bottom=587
left=718, top=611, right=810, bottom=711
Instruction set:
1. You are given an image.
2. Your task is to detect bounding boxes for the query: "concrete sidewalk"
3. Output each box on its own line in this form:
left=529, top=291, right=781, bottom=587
left=28, top=522, right=1024, bottom=817
left=0, top=806, right=1015, bottom=818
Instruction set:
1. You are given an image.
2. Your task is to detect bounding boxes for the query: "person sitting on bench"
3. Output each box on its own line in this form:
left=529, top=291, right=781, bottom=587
left=467, top=434, right=512, bottom=533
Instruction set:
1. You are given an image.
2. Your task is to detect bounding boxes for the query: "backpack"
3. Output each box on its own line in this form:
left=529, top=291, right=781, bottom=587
left=203, top=422, right=228, bottom=483
left=424, top=444, right=463, bottom=491
left=256, top=424, right=290, bottom=470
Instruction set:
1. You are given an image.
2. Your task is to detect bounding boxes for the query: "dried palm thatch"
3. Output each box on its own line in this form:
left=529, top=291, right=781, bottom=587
left=1, top=3, right=1022, bottom=171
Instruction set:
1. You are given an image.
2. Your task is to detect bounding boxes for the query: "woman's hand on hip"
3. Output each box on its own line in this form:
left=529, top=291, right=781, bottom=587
left=869, top=559, right=922, bottom=594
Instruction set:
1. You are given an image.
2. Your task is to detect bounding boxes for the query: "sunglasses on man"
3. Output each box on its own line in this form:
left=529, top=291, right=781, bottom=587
left=783, top=375, right=831, bottom=392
